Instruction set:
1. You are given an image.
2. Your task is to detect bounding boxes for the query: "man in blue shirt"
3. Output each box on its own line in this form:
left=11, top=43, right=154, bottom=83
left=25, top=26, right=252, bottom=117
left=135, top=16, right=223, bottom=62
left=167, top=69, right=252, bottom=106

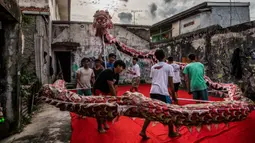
left=106, top=53, right=116, bottom=69
left=99, top=53, right=116, bottom=69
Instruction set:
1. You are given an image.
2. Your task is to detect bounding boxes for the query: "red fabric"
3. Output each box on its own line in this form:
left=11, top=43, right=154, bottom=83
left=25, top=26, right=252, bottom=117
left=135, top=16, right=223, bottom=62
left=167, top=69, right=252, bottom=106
left=94, top=89, right=109, bottom=96
left=70, top=85, right=255, bottom=143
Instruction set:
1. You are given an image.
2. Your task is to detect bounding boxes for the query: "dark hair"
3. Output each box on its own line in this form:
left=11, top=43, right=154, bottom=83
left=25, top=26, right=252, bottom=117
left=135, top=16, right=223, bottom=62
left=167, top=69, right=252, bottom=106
left=167, top=56, right=173, bottom=62
left=133, top=57, right=138, bottom=61
left=80, top=57, right=89, bottom=67
left=81, top=57, right=90, bottom=63
left=154, top=49, right=165, bottom=61
left=188, top=54, right=196, bottom=61
left=94, top=59, right=101, bottom=63
left=114, top=60, right=126, bottom=69
left=109, top=53, right=116, bottom=58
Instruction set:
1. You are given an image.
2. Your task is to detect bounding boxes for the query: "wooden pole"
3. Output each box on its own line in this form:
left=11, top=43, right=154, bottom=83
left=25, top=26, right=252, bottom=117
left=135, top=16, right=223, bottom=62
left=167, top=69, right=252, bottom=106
left=102, top=35, right=107, bottom=68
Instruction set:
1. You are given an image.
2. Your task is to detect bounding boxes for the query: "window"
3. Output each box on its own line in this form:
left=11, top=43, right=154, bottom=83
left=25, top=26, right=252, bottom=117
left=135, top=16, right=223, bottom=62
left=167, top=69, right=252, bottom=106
left=152, top=35, right=161, bottom=42
left=150, top=26, right=172, bottom=42
left=184, top=21, right=195, bottom=27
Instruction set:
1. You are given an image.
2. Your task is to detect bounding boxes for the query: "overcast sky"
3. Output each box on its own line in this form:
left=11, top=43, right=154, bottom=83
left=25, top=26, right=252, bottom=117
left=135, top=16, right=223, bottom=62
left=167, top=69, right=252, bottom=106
left=71, top=0, right=255, bottom=25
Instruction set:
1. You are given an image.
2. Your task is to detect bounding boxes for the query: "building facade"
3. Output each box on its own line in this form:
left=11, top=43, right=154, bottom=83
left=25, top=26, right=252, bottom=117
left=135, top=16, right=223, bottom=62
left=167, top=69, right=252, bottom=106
left=151, top=2, right=250, bottom=42
left=151, top=20, right=255, bottom=100
left=18, top=0, right=64, bottom=84
left=52, top=21, right=152, bottom=85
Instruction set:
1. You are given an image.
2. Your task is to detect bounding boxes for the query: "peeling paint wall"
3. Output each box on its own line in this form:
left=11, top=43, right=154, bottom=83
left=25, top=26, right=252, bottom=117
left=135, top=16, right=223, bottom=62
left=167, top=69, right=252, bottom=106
left=21, top=15, right=50, bottom=84
left=52, top=22, right=151, bottom=84
left=152, top=21, right=255, bottom=99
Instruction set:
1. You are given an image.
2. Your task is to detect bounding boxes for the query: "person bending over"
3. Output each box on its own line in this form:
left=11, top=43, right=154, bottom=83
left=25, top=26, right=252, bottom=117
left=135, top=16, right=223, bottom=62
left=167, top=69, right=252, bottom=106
left=94, top=60, right=126, bottom=133
left=167, top=57, right=181, bottom=98
left=140, top=50, right=179, bottom=140
left=128, top=58, right=141, bottom=92
left=183, top=54, right=208, bottom=102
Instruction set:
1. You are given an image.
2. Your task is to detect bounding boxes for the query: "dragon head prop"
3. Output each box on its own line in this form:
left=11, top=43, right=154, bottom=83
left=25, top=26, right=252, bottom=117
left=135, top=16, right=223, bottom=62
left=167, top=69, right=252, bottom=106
left=93, top=10, right=113, bottom=37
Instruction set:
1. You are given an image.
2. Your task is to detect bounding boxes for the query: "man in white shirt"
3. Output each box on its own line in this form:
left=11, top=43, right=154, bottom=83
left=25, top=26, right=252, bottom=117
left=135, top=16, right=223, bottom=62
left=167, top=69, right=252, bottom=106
left=139, top=50, right=180, bottom=140
left=168, top=56, right=181, bottom=98
left=128, top=58, right=141, bottom=92
left=76, top=57, right=95, bottom=96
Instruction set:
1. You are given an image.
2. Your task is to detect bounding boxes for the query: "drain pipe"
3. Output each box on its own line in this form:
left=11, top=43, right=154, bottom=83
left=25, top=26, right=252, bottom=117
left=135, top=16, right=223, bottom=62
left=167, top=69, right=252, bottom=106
left=16, top=24, right=23, bottom=129
left=39, top=35, right=43, bottom=83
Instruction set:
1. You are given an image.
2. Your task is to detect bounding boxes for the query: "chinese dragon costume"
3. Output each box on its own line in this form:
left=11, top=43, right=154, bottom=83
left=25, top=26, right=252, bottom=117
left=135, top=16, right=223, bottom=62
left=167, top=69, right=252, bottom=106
left=39, top=10, right=254, bottom=132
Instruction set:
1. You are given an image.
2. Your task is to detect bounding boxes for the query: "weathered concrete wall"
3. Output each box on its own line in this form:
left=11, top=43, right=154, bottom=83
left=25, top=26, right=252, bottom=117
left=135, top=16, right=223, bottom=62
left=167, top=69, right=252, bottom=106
left=21, top=15, right=36, bottom=74
left=49, top=0, right=61, bottom=20
left=52, top=22, right=152, bottom=83
left=21, top=15, right=50, bottom=85
left=0, top=22, right=22, bottom=131
left=211, top=6, right=250, bottom=28
left=122, top=26, right=150, bottom=42
left=35, top=16, right=50, bottom=84
left=19, top=0, right=48, bottom=8
left=172, top=21, right=180, bottom=37
left=151, top=21, right=255, bottom=99
left=200, top=11, right=213, bottom=29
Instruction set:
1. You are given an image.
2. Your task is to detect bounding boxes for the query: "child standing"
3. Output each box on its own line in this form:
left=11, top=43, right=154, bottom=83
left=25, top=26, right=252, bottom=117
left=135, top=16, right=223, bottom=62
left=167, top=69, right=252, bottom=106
left=128, top=58, right=141, bottom=92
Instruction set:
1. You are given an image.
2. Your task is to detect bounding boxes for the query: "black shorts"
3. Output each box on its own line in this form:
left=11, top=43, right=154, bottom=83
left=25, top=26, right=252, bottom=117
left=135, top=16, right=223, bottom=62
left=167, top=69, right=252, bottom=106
left=150, top=94, right=172, bottom=104
left=174, top=83, right=180, bottom=92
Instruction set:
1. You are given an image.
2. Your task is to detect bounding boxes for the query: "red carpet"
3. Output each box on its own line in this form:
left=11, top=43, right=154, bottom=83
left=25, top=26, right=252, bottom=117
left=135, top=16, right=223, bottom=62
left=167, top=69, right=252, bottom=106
left=70, top=85, right=255, bottom=143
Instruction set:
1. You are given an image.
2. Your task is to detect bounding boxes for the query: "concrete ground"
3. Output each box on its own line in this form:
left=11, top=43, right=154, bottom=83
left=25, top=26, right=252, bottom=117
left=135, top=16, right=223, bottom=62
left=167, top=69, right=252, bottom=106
left=0, top=104, right=72, bottom=143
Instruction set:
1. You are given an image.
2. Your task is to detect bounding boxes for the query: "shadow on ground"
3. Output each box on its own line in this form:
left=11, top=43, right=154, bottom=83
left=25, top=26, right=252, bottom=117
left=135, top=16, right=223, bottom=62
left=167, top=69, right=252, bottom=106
left=0, top=104, right=71, bottom=143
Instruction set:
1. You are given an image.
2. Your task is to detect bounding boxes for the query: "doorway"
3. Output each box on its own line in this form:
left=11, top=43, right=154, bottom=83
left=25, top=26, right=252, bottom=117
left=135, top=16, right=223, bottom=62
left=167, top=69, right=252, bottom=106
left=55, top=51, right=71, bottom=82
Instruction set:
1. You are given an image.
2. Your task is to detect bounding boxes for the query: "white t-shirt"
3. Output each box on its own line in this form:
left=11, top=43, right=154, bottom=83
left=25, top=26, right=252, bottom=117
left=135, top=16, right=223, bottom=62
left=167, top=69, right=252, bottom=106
left=76, top=68, right=95, bottom=89
left=150, top=62, right=174, bottom=96
left=131, top=64, right=141, bottom=78
left=170, top=63, right=181, bottom=83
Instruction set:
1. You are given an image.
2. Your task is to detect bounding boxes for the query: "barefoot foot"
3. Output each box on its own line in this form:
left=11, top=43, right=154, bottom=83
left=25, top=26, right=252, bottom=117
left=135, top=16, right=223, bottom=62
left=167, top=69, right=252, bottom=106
left=104, top=123, right=110, bottom=130
left=98, top=128, right=106, bottom=134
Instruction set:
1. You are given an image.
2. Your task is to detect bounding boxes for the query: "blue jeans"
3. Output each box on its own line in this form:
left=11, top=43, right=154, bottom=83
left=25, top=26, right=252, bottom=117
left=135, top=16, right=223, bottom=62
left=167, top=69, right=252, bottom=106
left=192, top=89, right=208, bottom=100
